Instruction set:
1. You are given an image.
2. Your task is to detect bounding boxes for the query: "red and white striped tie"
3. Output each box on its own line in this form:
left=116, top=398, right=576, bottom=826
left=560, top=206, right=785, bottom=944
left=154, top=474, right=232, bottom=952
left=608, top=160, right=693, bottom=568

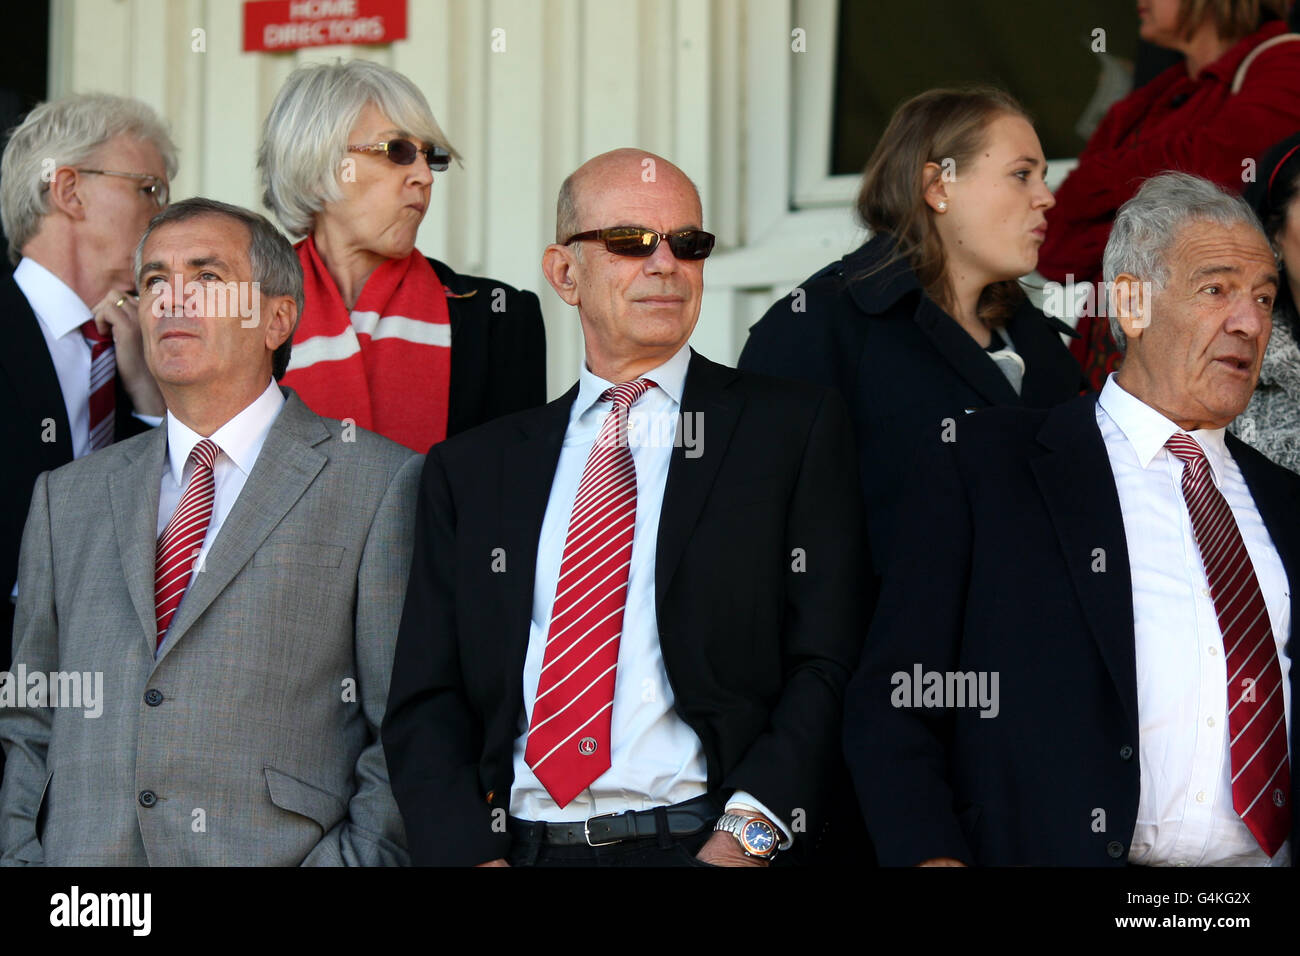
left=1166, top=433, right=1291, bottom=856
left=80, top=319, right=115, bottom=451
left=525, top=378, right=655, bottom=808
left=154, top=439, right=221, bottom=649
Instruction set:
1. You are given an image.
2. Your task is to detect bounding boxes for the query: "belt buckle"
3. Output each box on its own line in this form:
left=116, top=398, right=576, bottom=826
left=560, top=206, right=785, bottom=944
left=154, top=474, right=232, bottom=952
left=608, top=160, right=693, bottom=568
left=584, top=809, right=625, bottom=847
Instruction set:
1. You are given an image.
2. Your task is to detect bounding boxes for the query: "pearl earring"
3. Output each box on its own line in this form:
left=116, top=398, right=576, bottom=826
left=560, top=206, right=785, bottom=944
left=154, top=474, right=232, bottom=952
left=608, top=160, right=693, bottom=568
left=937, top=201, right=948, bottom=211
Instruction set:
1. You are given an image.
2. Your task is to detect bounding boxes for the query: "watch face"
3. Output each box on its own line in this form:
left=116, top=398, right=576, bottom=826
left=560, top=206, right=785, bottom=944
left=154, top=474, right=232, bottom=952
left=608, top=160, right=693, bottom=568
left=741, top=820, right=776, bottom=855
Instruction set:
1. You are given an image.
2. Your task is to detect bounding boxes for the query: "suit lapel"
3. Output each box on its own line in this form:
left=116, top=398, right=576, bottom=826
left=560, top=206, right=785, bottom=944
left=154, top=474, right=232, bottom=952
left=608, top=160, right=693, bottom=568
left=655, top=352, right=742, bottom=612
left=500, top=386, right=575, bottom=685
left=1228, top=435, right=1300, bottom=651
left=1029, top=395, right=1139, bottom=728
left=911, top=296, right=1022, bottom=407
left=109, top=424, right=168, bottom=653
left=152, top=392, right=329, bottom=668
left=0, top=275, right=73, bottom=462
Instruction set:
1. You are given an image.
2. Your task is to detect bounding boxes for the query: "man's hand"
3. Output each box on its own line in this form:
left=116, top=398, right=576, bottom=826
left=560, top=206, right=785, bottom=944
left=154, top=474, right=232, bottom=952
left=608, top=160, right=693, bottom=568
left=475, top=858, right=510, bottom=867
left=917, top=857, right=967, bottom=867
left=93, top=289, right=165, bottom=417
left=695, top=829, right=769, bottom=867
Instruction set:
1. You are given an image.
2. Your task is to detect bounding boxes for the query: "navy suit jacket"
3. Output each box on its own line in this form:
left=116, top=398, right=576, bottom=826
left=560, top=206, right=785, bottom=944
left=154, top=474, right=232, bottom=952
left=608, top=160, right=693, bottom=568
left=843, top=393, right=1300, bottom=866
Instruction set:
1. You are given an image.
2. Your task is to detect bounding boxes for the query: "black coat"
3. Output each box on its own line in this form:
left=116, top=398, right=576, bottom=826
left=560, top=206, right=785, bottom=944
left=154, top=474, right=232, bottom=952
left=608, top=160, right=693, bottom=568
left=383, top=350, right=870, bottom=865
left=843, top=395, right=1300, bottom=865
left=737, top=234, right=1086, bottom=578
left=428, top=257, right=547, bottom=439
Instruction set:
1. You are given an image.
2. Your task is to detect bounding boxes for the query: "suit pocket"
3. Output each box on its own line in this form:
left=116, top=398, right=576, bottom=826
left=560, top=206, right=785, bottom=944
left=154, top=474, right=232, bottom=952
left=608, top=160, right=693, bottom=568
left=252, top=543, right=345, bottom=569
left=264, top=767, right=348, bottom=832
left=17, top=770, right=54, bottom=863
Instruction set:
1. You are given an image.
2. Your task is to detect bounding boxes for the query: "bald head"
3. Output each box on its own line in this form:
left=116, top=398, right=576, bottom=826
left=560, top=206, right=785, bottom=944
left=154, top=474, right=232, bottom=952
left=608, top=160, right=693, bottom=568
left=555, top=148, right=702, bottom=243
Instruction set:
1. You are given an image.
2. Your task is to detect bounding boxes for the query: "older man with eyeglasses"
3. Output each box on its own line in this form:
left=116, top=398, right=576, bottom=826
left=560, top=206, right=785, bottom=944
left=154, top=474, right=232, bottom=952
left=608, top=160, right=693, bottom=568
left=383, top=147, right=869, bottom=867
left=0, top=94, right=176, bottom=770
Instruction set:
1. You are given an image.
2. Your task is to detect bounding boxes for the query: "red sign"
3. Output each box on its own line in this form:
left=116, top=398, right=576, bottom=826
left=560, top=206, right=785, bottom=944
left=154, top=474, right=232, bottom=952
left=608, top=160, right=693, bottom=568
left=243, top=0, right=407, bottom=52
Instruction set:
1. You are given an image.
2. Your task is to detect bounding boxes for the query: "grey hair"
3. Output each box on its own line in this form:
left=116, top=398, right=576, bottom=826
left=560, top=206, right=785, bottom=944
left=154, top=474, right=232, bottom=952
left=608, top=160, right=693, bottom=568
left=257, top=59, right=460, bottom=237
left=1, top=93, right=178, bottom=266
left=1103, top=171, right=1264, bottom=354
left=133, top=197, right=304, bottom=380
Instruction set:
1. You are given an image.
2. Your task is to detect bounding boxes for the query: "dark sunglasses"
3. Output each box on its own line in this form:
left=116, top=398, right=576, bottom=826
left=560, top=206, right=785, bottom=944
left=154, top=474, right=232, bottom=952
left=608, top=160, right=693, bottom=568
left=348, top=139, right=451, bottom=171
left=564, top=226, right=715, bottom=261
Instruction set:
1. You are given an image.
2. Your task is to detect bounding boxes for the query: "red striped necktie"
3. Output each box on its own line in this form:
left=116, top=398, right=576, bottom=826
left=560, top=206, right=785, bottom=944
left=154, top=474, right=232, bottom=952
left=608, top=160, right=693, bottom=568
left=154, top=439, right=221, bottom=649
left=525, top=378, right=656, bottom=808
left=80, top=319, right=115, bottom=451
left=1166, top=432, right=1291, bottom=856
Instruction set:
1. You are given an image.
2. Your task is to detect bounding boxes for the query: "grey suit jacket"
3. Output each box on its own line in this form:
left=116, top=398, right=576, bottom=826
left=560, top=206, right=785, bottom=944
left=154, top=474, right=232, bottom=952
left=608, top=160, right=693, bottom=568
left=0, top=388, right=421, bottom=865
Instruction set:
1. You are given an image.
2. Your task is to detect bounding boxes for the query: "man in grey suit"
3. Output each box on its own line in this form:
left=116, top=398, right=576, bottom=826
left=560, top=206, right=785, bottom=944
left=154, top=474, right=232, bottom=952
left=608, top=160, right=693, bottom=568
left=0, top=197, right=419, bottom=865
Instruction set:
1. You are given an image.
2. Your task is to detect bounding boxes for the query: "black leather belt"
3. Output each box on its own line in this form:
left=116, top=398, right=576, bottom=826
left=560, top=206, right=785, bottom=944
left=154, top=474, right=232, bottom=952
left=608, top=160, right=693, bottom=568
left=508, top=793, right=721, bottom=847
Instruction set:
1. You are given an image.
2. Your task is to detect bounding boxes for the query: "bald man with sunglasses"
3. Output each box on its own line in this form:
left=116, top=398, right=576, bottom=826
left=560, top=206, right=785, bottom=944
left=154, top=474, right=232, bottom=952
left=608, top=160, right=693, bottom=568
left=384, top=148, right=869, bottom=867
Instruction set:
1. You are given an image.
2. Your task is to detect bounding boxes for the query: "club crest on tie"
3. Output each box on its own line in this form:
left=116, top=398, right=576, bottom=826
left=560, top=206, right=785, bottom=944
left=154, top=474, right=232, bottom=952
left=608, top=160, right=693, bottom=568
left=1274, top=788, right=1286, bottom=807
left=578, top=736, right=598, bottom=756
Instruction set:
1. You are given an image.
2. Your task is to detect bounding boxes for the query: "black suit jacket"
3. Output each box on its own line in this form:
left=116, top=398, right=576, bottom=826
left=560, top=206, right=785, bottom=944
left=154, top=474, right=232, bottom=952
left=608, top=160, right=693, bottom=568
left=738, top=234, right=1086, bottom=578
left=843, top=394, right=1300, bottom=866
left=0, top=272, right=149, bottom=668
left=383, top=350, right=869, bottom=865
left=428, top=257, right=547, bottom=439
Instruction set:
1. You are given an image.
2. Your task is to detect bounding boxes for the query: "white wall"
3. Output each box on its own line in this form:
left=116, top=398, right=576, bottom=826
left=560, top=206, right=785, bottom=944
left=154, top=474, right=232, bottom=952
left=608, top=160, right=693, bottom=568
left=51, top=0, right=868, bottom=397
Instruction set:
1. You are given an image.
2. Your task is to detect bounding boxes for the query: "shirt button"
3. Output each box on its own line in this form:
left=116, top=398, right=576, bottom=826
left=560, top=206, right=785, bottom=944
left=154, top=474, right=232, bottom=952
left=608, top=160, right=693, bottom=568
left=1196, top=791, right=1206, bottom=803
left=1206, top=716, right=1216, bottom=727
left=1202, top=588, right=1210, bottom=597
left=1175, top=861, right=1188, bottom=867
left=1208, top=645, right=1218, bottom=656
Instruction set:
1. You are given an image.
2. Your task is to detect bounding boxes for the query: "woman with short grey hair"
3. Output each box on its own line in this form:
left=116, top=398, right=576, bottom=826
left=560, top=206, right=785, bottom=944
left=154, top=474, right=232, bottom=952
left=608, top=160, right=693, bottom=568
left=257, top=59, right=545, bottom=452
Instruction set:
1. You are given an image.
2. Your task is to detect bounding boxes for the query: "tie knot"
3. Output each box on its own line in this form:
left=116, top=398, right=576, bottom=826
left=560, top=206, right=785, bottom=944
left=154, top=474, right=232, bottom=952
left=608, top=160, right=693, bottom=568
left=602, top=378, right=655, bottom=410
left=80, top=318, right=112, bottom=346
left=1165, top=432, right=1207, bottom=466
left=190, top=438, right=221, bottom=472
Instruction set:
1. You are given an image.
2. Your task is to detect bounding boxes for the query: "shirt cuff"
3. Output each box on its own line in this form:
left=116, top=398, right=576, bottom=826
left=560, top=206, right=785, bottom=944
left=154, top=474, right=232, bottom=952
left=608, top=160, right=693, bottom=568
left=132, top=412, right=164, bottom=428
left=725, top=791, right=794, bottom=849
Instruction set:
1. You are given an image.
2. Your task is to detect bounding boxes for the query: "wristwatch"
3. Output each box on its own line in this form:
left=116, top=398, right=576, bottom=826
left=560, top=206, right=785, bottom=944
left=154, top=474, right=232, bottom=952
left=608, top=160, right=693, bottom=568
left=714, top=812, right=780, bottom=861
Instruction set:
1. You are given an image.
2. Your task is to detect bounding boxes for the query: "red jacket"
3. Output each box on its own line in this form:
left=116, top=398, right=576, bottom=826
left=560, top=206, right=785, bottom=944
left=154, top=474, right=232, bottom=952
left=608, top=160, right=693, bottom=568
left=1040, top=21, right=1300, bottom=285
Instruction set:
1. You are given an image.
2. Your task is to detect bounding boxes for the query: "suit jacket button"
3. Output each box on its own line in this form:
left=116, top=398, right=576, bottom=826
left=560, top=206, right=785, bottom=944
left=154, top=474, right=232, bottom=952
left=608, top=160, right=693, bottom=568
left=144, top=689, right=164, bottom=707
left=1106, top=841, right=1125, bottom=858
left=138, top=790, right=157, bottom=808
left=1119, top=745, right=1133, bottom=760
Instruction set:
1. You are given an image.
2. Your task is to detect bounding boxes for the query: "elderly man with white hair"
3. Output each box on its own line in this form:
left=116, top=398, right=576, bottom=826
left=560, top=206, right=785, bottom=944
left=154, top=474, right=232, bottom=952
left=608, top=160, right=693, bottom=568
left=845, top=171, right=1300, bottom=867
left=0, top=93, right=177, bottom=743
left=257, top=59, right=546, bottom=453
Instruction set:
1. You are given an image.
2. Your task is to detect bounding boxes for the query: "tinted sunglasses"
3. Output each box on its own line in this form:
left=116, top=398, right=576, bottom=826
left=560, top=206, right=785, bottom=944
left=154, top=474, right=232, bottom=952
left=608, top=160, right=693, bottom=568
left=565, top=226, right=716, bottom=260
left=348, top=139, right=451, bottom=171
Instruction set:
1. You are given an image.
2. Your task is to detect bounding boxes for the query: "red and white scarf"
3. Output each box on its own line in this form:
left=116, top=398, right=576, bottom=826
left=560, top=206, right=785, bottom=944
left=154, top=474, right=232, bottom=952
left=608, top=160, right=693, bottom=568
left=283, top=235, right=452, bottom=452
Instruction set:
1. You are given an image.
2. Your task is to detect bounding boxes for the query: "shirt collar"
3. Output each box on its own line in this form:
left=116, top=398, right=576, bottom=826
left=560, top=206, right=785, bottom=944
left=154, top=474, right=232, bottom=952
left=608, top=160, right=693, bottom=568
left=165, top=380, right=285, bottom=484
left=1098, top=373, right=1230, bottom=486
left=13, top=257, right=93, bottom=339
left=572, top=341, right=692, bottom=422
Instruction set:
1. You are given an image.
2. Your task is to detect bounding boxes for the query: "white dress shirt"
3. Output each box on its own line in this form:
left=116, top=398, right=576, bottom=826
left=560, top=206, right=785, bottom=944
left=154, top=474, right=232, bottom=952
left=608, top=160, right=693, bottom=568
left=510, top=343, right=790, bottom=844
left=14, top=257, right=162, bottom=457
left=1097, top=374, right=1292, bottom=866
left=155, top=380, right=285, bottom=656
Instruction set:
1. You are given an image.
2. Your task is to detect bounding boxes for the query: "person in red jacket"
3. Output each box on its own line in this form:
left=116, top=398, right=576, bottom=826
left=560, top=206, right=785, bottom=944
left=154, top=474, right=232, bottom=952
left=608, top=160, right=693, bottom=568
left=1038, top=0, right=1300, bottom=389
